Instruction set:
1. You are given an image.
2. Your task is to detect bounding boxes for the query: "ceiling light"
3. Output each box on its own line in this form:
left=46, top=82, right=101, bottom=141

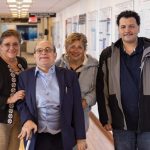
left=7, top=0, right=32, bottom=18
left=22, top=8, right=28, bottom=11
left=10, top=8, right=18, bottom=11
left=22, top=5, right=30, bottom=8
left=9, top=4, right=17, bottom=7
left=7, top=0, right=16, bottom=2
left=23, top=0, right=32, bottom=3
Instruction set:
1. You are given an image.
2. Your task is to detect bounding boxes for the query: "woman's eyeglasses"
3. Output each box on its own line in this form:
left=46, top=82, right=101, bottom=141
left=2, top=42, right=19, bottom=49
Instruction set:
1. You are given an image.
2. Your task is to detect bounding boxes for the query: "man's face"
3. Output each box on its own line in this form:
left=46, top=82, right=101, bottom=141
left=118, top=17, right=140, bottom=43
left=34, top=41, right=57, bottom=69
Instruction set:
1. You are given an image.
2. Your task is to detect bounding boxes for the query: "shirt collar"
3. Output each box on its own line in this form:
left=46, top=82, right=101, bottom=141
left=35, top=65, right=55, bottom=76
left=120, top=38, right=143, bottom=55
left=83, top=55, right=88, bottom=66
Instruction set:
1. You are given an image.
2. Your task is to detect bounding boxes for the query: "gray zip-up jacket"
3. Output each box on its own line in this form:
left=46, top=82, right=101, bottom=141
left=56, top=54, right=98, bottom=130
left=96, top=37, right=150, bottom=131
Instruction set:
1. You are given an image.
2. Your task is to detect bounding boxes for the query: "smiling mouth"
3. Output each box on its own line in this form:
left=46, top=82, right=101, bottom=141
left=71, top=54, right=80, bottom=57
left=40, top=57, right=49, bottom=59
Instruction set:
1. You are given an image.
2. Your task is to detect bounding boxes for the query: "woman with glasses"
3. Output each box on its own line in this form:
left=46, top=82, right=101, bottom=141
left=0, top=29, right=27, bottom=150
left=56, top=32, right=98, bottom=132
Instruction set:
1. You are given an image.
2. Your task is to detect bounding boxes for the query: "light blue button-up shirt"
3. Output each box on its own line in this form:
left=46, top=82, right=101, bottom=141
left=35, top=65, right=61, bottom=134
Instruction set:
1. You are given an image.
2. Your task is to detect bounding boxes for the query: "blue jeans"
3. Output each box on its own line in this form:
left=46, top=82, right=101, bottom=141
left=113, top=129, right=150, bottom=150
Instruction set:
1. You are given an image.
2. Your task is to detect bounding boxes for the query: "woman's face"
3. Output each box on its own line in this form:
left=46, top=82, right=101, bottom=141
left=66, top=40, right=85, bottom=62
left=0, top=36, right=20, bottom=60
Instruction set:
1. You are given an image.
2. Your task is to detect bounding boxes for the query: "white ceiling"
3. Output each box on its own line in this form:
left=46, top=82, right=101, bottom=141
left=0, top=0, right=79, bottom=17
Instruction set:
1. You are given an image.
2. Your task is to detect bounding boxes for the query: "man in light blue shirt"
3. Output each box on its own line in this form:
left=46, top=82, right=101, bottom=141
left=17, top=41, right=87, bottom=150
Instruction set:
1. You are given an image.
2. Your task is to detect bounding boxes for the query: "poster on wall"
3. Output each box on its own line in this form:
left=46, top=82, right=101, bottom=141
left=72, top=15, right=79, bottom=32
left=138, top=0, right=150, bottom=11
left=52, top=22, right=61, bottom=49
left=87, top=10, right=97, bottom=51
left=52, top=21, right=64, bottom=59
left=139, top=9, right=150, bottom=38
left=65, top=18, right=72, bottom=38
left=140, top=0, right=150, bottom=2
left=17, top=25, right=37, bottom=40
left=78, top=13, right=86, bottom=34
left=99, top=7, right=112, bottom=51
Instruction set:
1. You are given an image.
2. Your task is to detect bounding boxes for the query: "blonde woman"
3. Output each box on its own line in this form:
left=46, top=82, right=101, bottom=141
left=56, top=32, right=98, bottom=131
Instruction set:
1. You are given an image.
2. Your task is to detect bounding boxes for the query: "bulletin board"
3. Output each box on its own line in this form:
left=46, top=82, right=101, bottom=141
left=78, top=13, right=86, bottom=34
left=87, top=10, right=97, bottom=51
left=99, top=7, right=112, bottom=51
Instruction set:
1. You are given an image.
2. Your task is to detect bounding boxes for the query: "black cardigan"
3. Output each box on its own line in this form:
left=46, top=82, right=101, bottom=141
left=0, top=56, right=27, bottom=124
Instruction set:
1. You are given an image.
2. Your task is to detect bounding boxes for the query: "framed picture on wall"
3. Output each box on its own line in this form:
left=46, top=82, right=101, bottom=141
left=17, top=25, right=38, bottom=40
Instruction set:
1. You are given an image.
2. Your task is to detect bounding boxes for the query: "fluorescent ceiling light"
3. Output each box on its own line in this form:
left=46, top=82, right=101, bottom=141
left=21, top=11, right=28, bottom=13
left=22, top=8, right=28, bottom=11
left=23, top=0, right=32, bottom=3
left=12, top=12, right=18, bottom=15
left=22, top=5, right=30, bottom=7
left=8, top=0, right=32, bottom=18
left=7, top=0, right=16, bottom=2
left=7, top=0, right=32, bottom=3
left=9, top=4, right=17, bottom=7
left=10, top=8, right=18, bottom=11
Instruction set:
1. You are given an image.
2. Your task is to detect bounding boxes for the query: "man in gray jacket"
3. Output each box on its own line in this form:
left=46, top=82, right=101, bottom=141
left=96, top=10, right=150, bottom=150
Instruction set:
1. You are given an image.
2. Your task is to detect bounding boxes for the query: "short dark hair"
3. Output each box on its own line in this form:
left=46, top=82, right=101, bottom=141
left=0, top=29, right=21, bottom=44
left=116, top=10, right=140, bottom=26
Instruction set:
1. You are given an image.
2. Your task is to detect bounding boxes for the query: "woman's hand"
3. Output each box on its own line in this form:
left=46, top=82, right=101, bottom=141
left=7, top=90, right=25, bottom=104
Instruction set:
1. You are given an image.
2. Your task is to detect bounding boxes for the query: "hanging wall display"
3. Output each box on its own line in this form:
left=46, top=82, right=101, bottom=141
left=99, top=7, right=112, bottom=51
left=65, top=18, right=72, bottom=37
left=72, top=15, right=79, bottom=32
left=87, top=10, right=97, bottom=51
left=78, top=13, right=86, bottom=34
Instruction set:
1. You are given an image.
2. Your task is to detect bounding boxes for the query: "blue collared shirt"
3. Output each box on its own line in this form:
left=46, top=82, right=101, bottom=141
left=35, top=65, right=61, bottom=134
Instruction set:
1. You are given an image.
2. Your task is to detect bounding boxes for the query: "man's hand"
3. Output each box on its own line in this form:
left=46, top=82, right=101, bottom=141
left=77, top=139, right=87, bottom=150
left=104, top=123, right=112, bottom=131
left=18, top=120, right=37, bottom=140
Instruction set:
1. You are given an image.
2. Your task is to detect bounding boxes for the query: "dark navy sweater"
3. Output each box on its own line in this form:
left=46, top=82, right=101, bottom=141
left=120, top=39, right=143, bottom=130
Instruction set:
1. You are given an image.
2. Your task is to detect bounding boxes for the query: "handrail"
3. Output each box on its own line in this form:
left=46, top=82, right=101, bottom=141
left=89, top=111, right=114, bottom=144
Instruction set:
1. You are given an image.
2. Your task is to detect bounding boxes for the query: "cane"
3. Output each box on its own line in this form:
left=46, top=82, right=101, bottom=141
left=25, top=131, right=32, bottom=150
left=25, top=139, right=31, bottom=150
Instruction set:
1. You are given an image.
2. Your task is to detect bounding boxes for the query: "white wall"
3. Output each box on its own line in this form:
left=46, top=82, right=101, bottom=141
left=53, top=0, right=150, bottom=55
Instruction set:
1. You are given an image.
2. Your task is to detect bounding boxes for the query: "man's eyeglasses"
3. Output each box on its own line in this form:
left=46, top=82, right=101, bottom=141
left=2, top=42, right=19, bottom=49
left=35, top=47, right=54, bottom=54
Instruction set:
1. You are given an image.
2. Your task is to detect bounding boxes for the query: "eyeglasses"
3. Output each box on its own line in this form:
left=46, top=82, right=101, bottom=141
left=2, top=42, right=19, bottom=49
left=35, top=47, right=54, bottom=54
